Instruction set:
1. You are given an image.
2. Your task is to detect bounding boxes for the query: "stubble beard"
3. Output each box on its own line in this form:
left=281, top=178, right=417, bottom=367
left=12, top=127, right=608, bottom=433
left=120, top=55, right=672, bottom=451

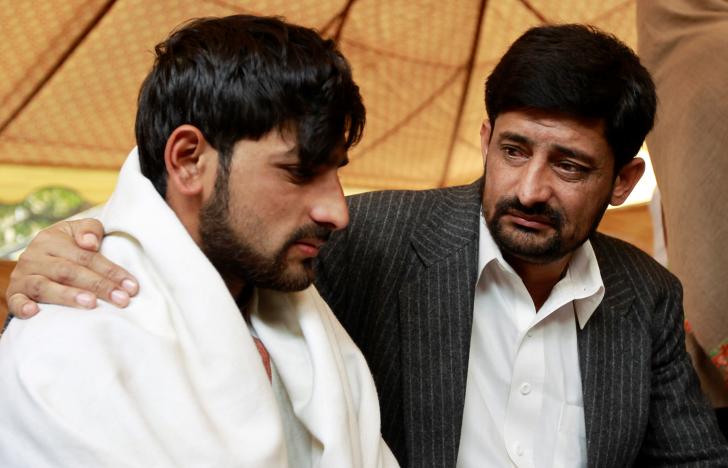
left=198, top=166, right=329, bottom=292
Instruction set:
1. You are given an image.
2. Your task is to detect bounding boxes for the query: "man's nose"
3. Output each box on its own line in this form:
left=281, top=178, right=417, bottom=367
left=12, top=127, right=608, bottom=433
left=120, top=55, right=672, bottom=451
left=516, top=160, right=553, bottom=206
left=310, top=171, right=349, bottom=231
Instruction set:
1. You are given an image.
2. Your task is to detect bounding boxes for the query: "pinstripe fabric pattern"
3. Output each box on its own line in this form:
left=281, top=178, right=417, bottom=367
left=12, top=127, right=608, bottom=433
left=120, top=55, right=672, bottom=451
left=316, top=179, right=728, bottom=467
left=583, top=234, right=728, bottom=466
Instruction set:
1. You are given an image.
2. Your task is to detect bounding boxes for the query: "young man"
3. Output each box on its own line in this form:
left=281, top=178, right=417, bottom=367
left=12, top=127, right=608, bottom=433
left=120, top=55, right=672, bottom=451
left=8, top=24, right=728, bottom=467
left=0, top=15, right=396, bottom=468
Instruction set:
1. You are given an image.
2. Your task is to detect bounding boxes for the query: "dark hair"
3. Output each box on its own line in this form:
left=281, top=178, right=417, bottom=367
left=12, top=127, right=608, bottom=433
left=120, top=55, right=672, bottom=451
left=485, top=24, right=656, bottom=170
left=135, top=15, right=365, bottom=195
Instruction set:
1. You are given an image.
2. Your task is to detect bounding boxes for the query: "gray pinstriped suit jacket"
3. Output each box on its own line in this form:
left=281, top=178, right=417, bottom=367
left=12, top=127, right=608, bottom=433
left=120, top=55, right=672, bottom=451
left=315, top=179, right=728, bottom=468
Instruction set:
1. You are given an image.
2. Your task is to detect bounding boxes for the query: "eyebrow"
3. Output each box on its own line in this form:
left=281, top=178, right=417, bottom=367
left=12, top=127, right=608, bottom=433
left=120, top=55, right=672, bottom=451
left=498, top=131, right=598, bottom=166
left=551, top=144, right=598, bottom=167
left=497, top=131, right=532, bottom=146
left=273, top=146, right=349, bottom=171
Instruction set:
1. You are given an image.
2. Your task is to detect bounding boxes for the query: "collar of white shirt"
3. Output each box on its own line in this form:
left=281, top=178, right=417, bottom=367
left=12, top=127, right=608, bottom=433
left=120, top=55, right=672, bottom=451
left=455, top=213, right=607, bottom=468
left=477, top=212, right=605, bottom=328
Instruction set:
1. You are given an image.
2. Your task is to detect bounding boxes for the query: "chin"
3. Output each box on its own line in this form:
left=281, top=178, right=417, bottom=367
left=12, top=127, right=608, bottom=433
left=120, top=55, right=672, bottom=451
left=272, top=264, right=315, bottom=292
left=497, top=233, right=565, bottom=264
left=508, top=249, right=567, bottom=265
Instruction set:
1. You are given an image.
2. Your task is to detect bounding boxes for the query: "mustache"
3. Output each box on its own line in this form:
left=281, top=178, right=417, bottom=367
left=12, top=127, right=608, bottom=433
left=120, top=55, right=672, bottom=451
left=284, top=224, right=332, bottom=246
left=493, top=197, right=563, bottom=228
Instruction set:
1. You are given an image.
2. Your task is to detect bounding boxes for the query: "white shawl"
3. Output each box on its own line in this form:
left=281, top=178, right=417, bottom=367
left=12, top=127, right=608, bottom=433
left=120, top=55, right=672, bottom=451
left=0, top=150, right=397, bottom=468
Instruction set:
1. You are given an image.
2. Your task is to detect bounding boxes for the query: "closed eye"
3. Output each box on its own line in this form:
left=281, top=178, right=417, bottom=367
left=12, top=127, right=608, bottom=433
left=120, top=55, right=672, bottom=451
left=281, top=165, right=315, bottom=182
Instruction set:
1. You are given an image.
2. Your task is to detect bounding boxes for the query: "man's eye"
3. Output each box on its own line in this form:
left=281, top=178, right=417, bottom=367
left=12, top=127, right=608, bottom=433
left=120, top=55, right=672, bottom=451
left=503, top=146, right=522, bottom=157
left=554, top=161, right=591, bottom=180
left=287, top=166, right=315, bottom=181
left=556, top=161, right=586, bottom=173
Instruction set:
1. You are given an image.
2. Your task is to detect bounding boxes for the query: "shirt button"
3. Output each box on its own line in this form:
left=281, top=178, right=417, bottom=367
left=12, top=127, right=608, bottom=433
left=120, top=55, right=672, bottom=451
left=526, top=330, right=533, bottom=338
left=520, top=383, right=531, bottom=395
left=514, top=442, right=524, bottom=456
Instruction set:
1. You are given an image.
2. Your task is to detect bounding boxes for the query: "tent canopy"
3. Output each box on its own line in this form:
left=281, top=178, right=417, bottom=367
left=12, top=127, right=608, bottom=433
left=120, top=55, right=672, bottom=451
left=0, top=0, right=639, bottom=203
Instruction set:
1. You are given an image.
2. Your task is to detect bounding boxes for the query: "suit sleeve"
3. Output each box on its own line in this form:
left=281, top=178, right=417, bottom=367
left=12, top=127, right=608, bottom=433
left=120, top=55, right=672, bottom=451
left=636, top=275, right=728, bottom=465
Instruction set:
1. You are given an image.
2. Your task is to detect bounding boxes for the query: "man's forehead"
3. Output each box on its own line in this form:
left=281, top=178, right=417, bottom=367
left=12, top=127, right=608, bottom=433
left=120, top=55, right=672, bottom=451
left=494, top=110, right=611, bottom=154
left=494, top=109, right=605, bottom=132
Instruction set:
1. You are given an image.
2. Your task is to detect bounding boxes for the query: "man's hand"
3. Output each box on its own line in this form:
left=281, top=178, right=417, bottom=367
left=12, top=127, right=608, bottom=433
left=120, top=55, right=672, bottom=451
left=6, top=219, right=139, bottom=318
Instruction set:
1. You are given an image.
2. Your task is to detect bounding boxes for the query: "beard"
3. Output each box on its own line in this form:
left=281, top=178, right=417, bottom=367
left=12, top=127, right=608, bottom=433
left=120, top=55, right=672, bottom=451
left=198, top=167, right=331, bottom=292
left=485, top=195, right=608, bottom=264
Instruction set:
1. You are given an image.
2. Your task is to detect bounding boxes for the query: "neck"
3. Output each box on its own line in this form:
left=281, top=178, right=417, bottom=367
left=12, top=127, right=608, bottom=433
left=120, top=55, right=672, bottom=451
left=226, top=277, right=246, bottom=300
left=505, top=253, right=572, bottom=311
left=229, top=279, right=253, bottom=320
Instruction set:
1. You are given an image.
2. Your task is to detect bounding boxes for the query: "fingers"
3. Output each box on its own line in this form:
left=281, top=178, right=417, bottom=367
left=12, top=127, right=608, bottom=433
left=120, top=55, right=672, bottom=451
left=68, top=218, right=104, bottom=251
left=12, top=252, right=136, bottom=306
left=61, top=221, right=139, bottom=298
left=7, top=286, right=99, bottom=318
left=7, top=276, right=101, bottom=314
left=6, top=219, right=139, bottom=318
left=7, top=293, right=39, bottom=319
left=47, top=256, right=135, bottom=306
left=8, top=259, right=131, bottom=312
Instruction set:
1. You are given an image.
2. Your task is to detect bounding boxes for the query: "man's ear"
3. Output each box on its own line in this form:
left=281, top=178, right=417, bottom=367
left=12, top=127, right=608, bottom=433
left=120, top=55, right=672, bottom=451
left=610, top=157, right=645, bottom=206
left=480, top=119, right=492, bottom=166
left=164, top=125, right=214, bottom=197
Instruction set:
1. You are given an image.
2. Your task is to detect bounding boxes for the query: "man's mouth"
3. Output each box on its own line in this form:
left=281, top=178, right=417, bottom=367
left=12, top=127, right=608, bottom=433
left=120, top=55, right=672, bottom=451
left=291, top=238, right=326, bottom=256
left=490, top=197, right=563, bottom=234
left=505, top=211, right=556, bottom=230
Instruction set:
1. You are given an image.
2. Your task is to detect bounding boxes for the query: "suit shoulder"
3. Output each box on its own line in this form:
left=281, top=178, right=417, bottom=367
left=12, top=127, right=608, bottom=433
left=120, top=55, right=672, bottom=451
left=345, top=181, right=480, bottom=227
left=591, top=231, right=680, bottom=292
left=346, top=187, right=438, bottom=223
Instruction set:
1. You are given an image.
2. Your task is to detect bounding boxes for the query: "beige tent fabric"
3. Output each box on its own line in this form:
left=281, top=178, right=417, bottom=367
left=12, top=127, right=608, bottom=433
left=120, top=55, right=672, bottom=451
left=0, top=0, right=638, bottom=196
left=637, top=0, right=728, bottom=393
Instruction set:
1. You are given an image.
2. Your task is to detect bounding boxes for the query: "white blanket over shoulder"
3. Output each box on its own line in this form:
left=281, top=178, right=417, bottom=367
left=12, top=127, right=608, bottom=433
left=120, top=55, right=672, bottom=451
left=0, top=149, right=397, bottom=468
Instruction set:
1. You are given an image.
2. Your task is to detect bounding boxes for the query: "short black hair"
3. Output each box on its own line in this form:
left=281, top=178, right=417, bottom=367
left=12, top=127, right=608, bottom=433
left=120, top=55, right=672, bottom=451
left=135, top=15, right=365, bottom=195
left=485, top=24, right=656, bottom=170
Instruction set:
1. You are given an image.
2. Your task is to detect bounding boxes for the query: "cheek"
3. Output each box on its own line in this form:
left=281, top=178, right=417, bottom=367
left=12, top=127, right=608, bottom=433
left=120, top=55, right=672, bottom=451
left=561, top=193, right=608, bottom=232
left=228, top=176, right=288, bottom=215
left=483, top=171, right=510, bottom=205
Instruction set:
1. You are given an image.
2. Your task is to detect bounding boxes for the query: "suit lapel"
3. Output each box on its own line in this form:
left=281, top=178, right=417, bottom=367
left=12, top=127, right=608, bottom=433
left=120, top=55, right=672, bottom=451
left=399, top=179, right=482, bottom=467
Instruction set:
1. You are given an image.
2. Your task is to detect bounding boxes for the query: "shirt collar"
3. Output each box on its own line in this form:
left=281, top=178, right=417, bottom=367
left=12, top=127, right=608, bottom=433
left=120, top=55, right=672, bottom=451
left=478, top=210, right=604, bottom=328
left=477, top=211, right=507, bottom=276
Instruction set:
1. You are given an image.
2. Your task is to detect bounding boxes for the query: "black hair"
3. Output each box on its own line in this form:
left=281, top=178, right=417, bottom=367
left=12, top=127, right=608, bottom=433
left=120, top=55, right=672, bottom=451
left=485, top=24, right=656, bottom=170
left=135, top=15, right=365, bottom=195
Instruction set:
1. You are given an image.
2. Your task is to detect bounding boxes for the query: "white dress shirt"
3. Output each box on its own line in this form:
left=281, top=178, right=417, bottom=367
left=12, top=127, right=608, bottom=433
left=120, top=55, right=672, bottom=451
left=456, top=214, right=605, bottom=468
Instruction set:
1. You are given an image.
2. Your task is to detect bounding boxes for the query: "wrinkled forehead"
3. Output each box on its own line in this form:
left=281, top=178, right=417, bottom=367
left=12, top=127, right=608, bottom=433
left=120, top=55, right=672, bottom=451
left=495, top=108, right=610, bottom=145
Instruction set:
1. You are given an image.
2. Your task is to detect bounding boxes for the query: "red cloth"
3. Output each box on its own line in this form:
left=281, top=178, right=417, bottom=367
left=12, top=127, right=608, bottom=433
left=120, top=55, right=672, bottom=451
left=253, top=336, right=272, bottom=382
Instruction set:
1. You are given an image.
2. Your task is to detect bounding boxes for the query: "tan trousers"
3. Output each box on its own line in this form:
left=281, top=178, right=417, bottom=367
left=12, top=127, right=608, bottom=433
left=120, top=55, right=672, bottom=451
left=637, top=0, right=728, bottom=404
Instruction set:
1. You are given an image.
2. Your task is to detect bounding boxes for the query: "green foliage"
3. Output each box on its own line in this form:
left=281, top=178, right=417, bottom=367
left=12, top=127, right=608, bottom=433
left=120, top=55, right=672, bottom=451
left=0, top=187, right=91, bottom=257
